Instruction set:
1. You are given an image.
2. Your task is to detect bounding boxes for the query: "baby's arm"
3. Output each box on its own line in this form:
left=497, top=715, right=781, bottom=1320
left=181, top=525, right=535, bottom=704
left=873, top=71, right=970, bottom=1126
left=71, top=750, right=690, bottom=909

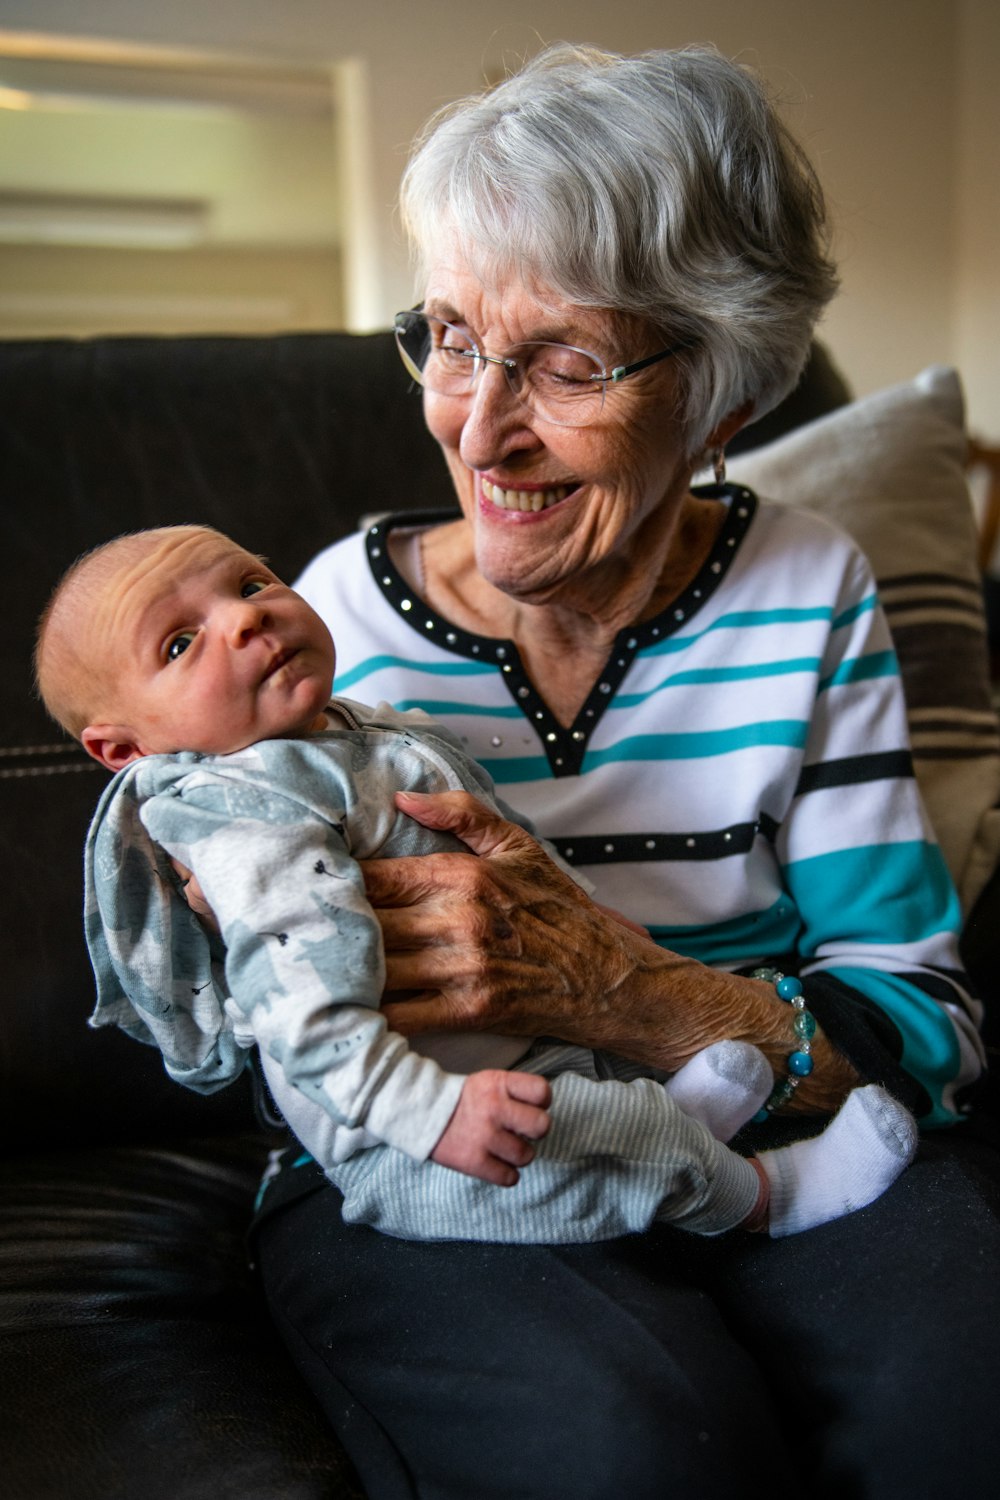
left=142, top=765, right=470, bottom=1158
left=430, top=1069, right=552, bottom=1185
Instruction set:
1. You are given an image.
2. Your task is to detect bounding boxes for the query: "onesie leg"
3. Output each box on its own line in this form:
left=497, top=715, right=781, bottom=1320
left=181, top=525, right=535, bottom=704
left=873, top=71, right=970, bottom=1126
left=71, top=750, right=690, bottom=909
left=664, top=1041, right=774, bottom=1141
left=332, top=1071, right=762, bottom=1242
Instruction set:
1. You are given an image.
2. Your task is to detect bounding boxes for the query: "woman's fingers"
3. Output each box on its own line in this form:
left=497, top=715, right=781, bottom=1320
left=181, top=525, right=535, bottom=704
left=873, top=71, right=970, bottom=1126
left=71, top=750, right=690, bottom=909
left=393, top=789, right=535, bottom=858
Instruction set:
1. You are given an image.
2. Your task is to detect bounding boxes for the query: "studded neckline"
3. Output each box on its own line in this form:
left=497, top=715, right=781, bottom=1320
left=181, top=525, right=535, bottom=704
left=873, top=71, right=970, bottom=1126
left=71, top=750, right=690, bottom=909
left=365, top=483, right=757, bottom=777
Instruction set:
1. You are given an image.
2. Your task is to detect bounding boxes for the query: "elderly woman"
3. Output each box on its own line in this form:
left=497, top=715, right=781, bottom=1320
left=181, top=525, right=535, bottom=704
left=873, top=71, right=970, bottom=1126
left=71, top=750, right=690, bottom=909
left=253, top=44, right=996, bottom=1499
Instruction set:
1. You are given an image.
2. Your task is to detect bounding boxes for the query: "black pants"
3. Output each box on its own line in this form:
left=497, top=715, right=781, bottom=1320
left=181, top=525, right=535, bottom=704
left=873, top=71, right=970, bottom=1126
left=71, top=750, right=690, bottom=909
left=254, top=1131, right=1000, bottom=1500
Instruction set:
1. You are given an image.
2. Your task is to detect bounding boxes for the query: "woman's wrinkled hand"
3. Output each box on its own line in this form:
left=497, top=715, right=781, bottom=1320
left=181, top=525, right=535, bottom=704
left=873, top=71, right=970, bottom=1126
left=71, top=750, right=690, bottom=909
left=361, top=789, right=670, bottom=1051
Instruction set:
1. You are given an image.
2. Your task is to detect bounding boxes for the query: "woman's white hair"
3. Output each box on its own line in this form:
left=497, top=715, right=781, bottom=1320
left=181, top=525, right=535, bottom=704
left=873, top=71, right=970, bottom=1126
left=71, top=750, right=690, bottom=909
left=400, top=43, right=839, bottom=457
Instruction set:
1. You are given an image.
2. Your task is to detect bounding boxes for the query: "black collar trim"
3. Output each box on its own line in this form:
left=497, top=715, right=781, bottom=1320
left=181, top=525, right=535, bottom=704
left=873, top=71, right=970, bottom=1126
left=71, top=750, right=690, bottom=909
left=365, top=484, right=757, bottom=777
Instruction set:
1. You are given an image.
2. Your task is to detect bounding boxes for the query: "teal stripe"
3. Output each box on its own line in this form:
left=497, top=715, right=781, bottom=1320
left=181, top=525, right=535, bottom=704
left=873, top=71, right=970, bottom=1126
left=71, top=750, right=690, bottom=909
left=616, top=656, right=820, bottom=708
left=335, top=655, right=495, bottom=693
left=785, top=840, right=960, bottom=950
left=832, top=593, right=878, bottom=630
left=824, top=967, right=961, bottom=1126
left=786, top=841, right=962, bottom=1120
left=481, top=719, right=811, bottom=782
left=819, top=649, right=899, bottom=693
left=582, top=721, right=808, bottom=770
left=647, top=897, right=803, bottom=966
left=481, top=755, right=552, bottom=784
left=645, top=605, right=833, bottom=657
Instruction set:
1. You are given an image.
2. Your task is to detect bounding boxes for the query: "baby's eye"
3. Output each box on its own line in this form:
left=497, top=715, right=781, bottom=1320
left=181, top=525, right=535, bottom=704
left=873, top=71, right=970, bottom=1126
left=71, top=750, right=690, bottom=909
left=166, top=631, right=196, bottom=662
left=241, top=579, right=268, bottom=597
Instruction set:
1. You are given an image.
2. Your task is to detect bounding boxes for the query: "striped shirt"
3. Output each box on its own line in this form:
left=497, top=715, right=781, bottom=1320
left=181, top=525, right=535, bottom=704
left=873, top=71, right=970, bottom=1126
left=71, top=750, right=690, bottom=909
left=296, top=486, right=984, bottom=1125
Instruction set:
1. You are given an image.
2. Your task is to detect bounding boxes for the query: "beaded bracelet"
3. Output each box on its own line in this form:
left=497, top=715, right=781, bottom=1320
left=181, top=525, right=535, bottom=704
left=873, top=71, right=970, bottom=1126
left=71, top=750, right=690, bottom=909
left=750, top=966, right=816, bottom=1121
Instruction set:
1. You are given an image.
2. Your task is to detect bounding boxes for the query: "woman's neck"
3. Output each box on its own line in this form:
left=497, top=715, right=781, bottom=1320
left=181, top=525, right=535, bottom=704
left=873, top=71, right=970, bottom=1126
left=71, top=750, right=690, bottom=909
left=390, top=492, right=726, bottom=727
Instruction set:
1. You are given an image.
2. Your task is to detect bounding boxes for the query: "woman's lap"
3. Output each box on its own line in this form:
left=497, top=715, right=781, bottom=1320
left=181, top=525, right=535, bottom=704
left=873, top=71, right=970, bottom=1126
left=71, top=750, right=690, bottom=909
left=254, top=1132, right=1000, bottom=1500
left=698, top=1130, right=1000, bottom=1496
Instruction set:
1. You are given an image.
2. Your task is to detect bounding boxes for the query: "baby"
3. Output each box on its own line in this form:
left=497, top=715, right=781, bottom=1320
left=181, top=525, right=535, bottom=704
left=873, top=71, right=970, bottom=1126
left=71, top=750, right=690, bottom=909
left=35, top=525, right=918, bottom=1242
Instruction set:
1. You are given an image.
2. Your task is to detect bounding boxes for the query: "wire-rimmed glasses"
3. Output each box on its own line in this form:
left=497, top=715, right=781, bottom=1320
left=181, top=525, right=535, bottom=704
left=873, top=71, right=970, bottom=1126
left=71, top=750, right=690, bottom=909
left=394, top=309, right=691, bottom=428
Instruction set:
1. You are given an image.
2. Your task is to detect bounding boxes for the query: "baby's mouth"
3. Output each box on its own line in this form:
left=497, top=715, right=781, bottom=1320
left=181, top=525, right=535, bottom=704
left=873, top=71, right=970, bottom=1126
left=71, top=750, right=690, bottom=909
left=481, top=477, right=575, bottom=513
left=263, top=648, right=298, bottom=681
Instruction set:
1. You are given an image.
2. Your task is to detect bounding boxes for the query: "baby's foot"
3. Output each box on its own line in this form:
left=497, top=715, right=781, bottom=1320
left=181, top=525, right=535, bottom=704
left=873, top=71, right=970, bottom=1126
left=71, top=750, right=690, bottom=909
left=760, top=1085, right=918, bottom=1237
left=664, top=1041, right=774, bottom=1141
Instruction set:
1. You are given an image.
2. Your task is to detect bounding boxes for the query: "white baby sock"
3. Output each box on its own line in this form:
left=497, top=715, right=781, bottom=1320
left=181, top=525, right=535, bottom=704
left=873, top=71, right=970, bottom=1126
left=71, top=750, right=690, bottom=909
left=760, top=1084, right=918, bottom=1237
left=664, top=1041, right=774, bottom=1142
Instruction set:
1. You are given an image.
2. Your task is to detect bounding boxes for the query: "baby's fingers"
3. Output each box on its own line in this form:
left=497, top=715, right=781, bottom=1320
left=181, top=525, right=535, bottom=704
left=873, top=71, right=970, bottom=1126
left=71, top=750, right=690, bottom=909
left=502, top=1098, right=551, bottom=1146
left=505, top=1071, right=553, bottom=1109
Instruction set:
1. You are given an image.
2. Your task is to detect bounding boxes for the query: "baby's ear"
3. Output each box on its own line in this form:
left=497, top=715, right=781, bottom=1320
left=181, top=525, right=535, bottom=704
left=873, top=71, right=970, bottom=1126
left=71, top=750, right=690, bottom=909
left=80, top=725, right=146, bottom=772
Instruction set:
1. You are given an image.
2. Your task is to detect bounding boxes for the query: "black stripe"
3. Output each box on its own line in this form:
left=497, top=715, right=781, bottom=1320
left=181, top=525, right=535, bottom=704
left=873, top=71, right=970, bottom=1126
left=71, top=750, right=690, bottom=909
left=552, top=815, right=777, bottom=866
left=908, top=717, right=1000, bottom=737
left=882, top=596, right=984, bottom=622
left=795, top=750, right=914, bottom=796
left=879, top=572, right=983, bottom=594
left=912, top=745, right=1000, bottom=762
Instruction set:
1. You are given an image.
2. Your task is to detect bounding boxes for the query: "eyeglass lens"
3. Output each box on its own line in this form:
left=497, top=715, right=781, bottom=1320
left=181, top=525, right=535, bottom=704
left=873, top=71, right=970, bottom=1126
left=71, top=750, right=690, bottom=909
left=395, top=312, right=607, bottom=425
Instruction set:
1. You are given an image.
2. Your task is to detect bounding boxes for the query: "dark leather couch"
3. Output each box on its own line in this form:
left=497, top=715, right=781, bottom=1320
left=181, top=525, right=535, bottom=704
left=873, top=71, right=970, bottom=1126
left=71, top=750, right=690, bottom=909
left=1, top=331, right=860, bottom=1499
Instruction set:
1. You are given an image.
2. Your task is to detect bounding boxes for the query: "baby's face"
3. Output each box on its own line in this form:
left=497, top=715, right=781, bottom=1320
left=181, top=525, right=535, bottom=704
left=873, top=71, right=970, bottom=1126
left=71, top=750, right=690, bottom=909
left=89, top=529, right=335, bottom=757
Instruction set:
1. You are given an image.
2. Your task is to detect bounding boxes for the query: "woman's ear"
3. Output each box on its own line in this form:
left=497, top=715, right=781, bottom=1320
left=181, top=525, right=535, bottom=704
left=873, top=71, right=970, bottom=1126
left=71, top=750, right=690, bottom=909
left=80, top=725, right=146, bottom=772
left=705, top=400, right=755, bottom=453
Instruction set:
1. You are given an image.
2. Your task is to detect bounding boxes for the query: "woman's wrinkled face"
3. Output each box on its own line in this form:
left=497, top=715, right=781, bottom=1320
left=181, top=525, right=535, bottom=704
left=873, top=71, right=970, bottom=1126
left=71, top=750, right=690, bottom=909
left=421, top=249, right=694, bottom=608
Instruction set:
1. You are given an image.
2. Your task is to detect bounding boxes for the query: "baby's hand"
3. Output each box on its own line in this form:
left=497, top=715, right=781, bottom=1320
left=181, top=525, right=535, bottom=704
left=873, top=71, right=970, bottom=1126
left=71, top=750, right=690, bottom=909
left=170, top=858, right=220, bottom=936
left=430, top=1070, right=552, bottom=1186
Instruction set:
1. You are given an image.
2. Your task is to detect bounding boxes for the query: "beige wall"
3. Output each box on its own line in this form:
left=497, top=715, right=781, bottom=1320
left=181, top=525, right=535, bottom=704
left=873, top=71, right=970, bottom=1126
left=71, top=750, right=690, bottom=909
left=0, top=244, right=343, bottom=336
left=955, top=0, right=1000, bottom=439
left=0, top=0, right=996, bottom=436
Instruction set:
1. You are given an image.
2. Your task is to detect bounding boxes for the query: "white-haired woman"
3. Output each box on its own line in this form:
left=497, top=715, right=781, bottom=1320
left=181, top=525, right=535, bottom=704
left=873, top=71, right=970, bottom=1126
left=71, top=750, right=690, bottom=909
left=253, top=45, right=996, bottom=1498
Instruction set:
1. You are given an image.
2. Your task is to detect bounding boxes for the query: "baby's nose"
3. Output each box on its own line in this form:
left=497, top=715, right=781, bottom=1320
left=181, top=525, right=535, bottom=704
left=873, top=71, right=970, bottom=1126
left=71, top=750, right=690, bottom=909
left=226, top=596, right=267, bottom=642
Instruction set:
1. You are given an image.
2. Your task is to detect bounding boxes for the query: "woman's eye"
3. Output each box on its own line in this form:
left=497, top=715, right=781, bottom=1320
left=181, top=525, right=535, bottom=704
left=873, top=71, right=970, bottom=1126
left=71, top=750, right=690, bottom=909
left=241, top=579, right=267, bottom=597
left=166, top=631, right=196, bottom=662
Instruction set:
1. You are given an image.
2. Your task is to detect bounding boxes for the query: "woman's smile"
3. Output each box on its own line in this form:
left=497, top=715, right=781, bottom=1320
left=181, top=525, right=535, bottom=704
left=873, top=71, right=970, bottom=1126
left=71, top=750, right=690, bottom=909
left=479, top=476, right=578, bottom=515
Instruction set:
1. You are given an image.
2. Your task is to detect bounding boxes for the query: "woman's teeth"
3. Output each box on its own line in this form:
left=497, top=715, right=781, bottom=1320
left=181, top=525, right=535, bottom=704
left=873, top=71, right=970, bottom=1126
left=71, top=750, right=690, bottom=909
left=482, top=478, right=572, bottom=512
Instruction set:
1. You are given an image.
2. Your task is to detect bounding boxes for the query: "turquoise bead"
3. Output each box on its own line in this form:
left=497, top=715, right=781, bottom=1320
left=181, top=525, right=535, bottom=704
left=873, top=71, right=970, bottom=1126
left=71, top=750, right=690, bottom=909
left=776, top=975, right=803, bottom=1001
left=788, top=1050, right=814, bottom=1076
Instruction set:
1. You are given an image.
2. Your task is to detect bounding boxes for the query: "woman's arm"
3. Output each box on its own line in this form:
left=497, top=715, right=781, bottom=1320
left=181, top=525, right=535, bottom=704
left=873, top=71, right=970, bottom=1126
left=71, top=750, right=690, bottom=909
left=366, top=789, right=859, bottom=1114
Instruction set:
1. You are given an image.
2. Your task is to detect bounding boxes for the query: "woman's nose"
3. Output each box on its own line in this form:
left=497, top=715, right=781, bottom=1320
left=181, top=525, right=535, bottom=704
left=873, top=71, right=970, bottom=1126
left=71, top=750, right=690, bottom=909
left=458, top=362, right=541, bottom=471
